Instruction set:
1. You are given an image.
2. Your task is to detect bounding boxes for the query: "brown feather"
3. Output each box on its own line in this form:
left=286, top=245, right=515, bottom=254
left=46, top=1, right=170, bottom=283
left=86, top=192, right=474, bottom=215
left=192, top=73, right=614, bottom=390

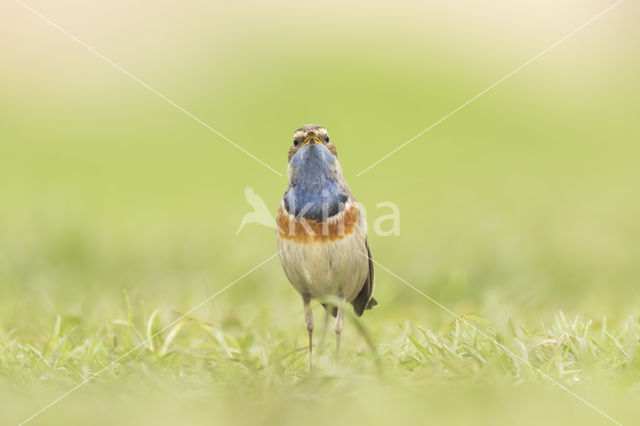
left=287, top=145, right=299, bottom=162
left=325, top=142, right=338, bottom=157
left=277, top=204, right=359, bottom=243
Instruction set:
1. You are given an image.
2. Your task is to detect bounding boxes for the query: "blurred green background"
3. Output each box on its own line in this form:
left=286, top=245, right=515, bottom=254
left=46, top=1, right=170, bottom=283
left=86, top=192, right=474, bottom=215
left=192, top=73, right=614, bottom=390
left=1, top=0, right=639, bottom=425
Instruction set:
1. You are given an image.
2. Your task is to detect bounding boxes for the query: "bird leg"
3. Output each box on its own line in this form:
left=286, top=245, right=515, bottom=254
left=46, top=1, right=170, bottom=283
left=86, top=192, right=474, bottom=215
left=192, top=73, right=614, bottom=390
left=303, top=294, right=313, bottom=371
left=334, top=296, right=345, bottom=358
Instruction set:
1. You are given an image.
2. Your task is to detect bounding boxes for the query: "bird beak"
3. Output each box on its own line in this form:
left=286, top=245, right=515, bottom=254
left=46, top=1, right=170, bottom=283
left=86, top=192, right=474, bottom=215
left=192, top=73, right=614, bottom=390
left=301, top=134, right=323, bottom=146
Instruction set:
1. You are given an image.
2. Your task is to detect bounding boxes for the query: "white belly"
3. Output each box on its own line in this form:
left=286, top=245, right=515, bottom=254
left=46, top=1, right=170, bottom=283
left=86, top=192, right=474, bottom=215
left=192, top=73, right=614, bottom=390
left=277, top=231, right=369, bottom=303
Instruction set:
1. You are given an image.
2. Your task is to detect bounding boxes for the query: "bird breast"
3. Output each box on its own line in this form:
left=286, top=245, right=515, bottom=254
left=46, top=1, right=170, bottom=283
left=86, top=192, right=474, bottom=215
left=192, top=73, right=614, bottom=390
left=277, top=200, right=359, bottom=244
left=277, top=202, right=369, bottom=301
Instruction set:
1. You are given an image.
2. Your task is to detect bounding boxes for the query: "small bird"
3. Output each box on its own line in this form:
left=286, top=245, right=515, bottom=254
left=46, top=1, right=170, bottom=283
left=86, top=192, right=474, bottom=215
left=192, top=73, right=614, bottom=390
left=276, top=124, right=377, bottom=367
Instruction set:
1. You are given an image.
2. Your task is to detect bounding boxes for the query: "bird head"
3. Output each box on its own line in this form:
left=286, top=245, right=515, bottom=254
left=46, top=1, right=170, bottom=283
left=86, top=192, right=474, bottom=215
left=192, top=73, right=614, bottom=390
left=284, top=125, right=348, bottom=219
left=288, top=124, right=338, bottom=162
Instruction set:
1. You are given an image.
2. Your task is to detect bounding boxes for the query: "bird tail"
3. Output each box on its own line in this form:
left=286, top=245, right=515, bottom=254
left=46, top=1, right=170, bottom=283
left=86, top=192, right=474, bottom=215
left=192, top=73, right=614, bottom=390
left=323, top=297, right=378, bottom=318
left=322, top=303, right=338, bottom=317
left=365, top=297, right=378, bottom=310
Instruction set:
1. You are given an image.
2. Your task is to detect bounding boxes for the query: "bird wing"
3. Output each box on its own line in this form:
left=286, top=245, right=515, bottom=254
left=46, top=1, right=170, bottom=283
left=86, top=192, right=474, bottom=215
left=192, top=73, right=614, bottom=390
left=351, top=238, right=376, bottom=316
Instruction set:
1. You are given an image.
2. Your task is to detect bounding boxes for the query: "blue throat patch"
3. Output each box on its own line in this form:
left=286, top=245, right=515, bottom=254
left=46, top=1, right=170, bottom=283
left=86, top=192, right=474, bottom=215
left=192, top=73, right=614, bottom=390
left=284, top=144, right=348, bottom=221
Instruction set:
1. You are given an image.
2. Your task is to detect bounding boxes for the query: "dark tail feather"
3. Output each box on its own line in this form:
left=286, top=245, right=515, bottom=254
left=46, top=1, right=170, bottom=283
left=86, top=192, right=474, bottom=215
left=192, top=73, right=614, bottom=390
left=322, top=303, right=338, bottom=318
left=326, top=298, right=378, bottom=318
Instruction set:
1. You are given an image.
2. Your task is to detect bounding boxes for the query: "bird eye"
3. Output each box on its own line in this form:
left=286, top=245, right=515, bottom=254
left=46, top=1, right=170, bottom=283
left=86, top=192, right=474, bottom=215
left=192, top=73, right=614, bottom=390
left=324, top=135, right=330, bottom=142
left=293, top=138, right=301, bottom=146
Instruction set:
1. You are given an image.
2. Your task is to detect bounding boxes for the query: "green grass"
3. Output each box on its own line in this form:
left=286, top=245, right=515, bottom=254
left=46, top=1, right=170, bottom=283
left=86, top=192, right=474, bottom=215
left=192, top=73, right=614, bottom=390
left=2, top=1, right=640, bottom=425
left=3, top=293, right=640, bottom=425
